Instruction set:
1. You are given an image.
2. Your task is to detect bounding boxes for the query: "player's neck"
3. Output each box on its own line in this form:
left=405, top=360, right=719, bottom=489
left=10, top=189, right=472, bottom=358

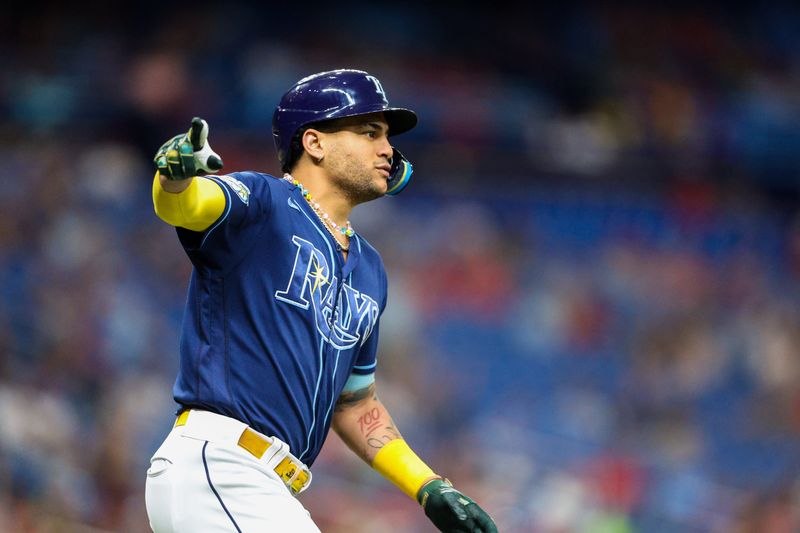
left=290, top=169, right=354, bottom=228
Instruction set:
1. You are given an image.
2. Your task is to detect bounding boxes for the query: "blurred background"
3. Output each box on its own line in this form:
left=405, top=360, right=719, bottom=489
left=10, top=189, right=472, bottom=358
left=1, top=1, right=799, bottom=532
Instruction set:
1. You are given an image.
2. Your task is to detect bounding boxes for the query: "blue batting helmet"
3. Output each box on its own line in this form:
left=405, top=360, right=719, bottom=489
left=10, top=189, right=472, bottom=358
left=272, top=69, right=418, bottom=172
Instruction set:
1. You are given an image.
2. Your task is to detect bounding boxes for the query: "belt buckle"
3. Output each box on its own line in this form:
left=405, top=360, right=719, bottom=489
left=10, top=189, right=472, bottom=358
left=274, top=457, right=310, bottom=495
left=290, top=468, right=311, bottom=494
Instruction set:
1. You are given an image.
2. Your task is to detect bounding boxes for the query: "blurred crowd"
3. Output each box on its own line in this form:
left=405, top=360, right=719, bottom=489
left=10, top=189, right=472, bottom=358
left=1, top=2, right=800, bottom=532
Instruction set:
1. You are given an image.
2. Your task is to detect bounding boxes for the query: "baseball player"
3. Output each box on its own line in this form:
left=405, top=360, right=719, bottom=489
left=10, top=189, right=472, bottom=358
left=144, top=69, right=497, bottom=533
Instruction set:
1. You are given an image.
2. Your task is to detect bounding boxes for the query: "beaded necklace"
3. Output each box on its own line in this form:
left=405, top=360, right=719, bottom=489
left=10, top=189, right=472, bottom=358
left=283, top=173, right=354, bottom=250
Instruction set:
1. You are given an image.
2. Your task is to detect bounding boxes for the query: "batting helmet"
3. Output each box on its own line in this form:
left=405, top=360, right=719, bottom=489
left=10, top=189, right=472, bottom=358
left=272, top=69, right=418, bottom=174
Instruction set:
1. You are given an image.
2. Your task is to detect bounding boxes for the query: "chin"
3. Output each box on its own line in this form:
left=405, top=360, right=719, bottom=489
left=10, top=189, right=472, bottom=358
left=363, top=177, right=387, bottom=199
left=364, top=187, right=385, bottom=203
left=346, top=182, right=384, bottom=204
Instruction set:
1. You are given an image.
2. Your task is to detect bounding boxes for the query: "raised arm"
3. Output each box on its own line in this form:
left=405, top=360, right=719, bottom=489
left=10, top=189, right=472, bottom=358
left=332, top=380, right=497, bottom=533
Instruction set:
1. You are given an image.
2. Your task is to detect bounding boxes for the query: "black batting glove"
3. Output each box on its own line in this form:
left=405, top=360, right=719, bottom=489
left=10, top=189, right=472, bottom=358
left=418, top=479, right=498, bottom=533
left=154, top=117, right=224, bottom=180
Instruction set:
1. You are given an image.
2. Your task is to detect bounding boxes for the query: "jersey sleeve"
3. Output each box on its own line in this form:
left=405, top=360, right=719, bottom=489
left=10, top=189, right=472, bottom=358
left=351, top=320, right=381, bottom=376
left=176, top=171, right=272, bottom=272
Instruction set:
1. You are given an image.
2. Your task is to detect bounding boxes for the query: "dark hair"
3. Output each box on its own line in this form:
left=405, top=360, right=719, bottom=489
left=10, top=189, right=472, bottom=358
left=282, top=128, right=307, bottom=174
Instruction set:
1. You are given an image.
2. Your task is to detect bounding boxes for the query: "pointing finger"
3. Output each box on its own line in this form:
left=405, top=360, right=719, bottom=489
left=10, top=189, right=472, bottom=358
left=189, top=117, right=208, bottom=150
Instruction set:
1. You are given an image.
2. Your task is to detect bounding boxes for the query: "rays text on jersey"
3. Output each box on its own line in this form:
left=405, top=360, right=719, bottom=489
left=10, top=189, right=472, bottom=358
left=275, top=236, right=379, bottom=349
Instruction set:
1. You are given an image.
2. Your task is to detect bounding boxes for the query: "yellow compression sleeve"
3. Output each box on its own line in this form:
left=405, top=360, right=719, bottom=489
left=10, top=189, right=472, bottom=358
left=371, top=439, right=438, bottom=500
left=152, top=172, right=226, bottom=232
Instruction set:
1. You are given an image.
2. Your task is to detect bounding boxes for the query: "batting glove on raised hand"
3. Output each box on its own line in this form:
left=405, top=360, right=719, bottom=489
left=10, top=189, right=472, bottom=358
left=418, top=479, right=498, bottom=533
left=154, top=117, right=223, bottom=180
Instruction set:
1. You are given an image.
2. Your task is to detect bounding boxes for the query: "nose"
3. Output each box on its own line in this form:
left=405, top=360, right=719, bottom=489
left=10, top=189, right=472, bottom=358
left=377, top=137, right=392, bottom=160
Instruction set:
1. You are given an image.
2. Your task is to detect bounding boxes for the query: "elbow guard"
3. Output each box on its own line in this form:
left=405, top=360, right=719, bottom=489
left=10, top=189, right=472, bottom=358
left=152, top=173, right=225, bottom=231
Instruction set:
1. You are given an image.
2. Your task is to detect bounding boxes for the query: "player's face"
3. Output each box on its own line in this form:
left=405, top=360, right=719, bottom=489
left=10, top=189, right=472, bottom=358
left=321, top=113, right=393, bottom=204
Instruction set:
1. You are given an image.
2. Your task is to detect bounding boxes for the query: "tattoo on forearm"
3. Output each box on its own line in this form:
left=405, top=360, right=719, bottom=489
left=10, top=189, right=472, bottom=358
left=335, top=383, right=375, bottom=411
left=334, top=383, right=402, bottom=456
left=366, top=421, right=401, bottom=450
left=359, top=407, right=383, bottom=437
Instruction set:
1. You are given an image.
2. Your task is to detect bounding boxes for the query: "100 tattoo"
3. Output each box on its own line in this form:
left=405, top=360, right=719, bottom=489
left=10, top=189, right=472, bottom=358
left=358, top=408, right=401, bottom=449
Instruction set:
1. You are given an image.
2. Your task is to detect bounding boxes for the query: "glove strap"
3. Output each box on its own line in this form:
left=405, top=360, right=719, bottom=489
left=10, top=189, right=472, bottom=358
left=417, top=477, right=451, bottom=507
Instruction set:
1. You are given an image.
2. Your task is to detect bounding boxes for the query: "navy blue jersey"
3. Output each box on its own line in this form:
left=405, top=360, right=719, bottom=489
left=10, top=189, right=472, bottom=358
left=171, top=172, right=387, bottom=465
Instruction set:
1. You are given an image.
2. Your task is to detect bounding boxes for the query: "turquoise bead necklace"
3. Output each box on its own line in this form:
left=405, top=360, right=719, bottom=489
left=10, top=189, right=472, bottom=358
left=283, top=174, right=354, bottom=250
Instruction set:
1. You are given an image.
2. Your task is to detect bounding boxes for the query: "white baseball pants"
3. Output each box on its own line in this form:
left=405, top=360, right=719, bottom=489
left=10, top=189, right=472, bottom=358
left=145, top=411, right=321, bottom=532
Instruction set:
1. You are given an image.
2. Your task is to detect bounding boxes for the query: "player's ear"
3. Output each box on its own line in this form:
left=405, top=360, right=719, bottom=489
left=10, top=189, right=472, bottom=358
left=301, top=128, right=325, bottom=164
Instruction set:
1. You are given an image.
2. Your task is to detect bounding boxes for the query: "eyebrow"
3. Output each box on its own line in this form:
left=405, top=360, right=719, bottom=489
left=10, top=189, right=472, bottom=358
left=364, top=122, right=389, bottom=134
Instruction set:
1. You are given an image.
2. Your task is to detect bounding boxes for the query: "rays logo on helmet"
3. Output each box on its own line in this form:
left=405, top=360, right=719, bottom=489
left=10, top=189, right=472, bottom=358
left=365, top=75, right=387, bottom=100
